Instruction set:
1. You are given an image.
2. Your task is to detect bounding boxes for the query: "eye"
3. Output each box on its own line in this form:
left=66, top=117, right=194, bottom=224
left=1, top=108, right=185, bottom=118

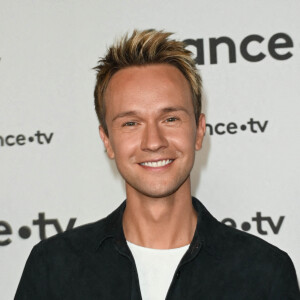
left=123, top=121, right=138, bottom=127
left=165, top=117, right=178, bottom=123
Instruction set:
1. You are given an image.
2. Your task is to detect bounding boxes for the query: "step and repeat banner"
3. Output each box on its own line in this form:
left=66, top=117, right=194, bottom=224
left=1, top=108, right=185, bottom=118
left=1, top=0, right=299, bottom=298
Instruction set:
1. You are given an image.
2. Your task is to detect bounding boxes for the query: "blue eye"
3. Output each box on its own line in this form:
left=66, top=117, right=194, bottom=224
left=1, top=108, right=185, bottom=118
left=166, top=117, right=178, bottom=122
left=123, top=121, right=137, bottom=127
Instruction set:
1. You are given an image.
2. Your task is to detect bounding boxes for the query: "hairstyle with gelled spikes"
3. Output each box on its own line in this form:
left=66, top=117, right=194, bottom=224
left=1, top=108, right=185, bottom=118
left=93, top=29, right=202, bottom=136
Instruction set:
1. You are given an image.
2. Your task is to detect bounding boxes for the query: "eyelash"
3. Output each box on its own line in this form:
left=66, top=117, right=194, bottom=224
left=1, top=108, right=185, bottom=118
left=122, top=121, right=138, bottom=127
left=165, top=117, right=179, bottom=122
left=122, top=116, right=179, bottom=127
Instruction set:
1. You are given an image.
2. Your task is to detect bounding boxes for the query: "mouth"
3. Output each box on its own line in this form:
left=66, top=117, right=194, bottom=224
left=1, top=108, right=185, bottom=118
left=139, top=159, right=174, bottom=168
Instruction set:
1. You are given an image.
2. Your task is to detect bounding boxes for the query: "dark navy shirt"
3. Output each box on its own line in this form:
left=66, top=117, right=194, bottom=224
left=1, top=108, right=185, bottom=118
left=15, top=197, right=300, bottom=299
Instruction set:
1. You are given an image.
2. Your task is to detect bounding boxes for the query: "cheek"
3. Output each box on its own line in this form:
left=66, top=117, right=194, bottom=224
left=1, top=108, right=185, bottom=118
left=111, top=133, right=140, bottom=159
left=170, top=126, right=196, bottom=151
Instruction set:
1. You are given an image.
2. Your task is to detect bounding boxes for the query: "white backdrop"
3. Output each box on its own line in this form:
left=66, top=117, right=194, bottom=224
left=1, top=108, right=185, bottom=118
left=1, top=0, right=299, bottom=298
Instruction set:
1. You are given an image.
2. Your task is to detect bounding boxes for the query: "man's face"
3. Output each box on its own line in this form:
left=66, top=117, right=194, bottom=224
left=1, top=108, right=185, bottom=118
left=100, top=64, right=205, bottom=199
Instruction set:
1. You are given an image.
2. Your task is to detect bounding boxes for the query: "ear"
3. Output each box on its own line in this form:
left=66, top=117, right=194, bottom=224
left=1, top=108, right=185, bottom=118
left=99, top=126, right=115, bottom=159
left=195, top=113, right=206, bottom=151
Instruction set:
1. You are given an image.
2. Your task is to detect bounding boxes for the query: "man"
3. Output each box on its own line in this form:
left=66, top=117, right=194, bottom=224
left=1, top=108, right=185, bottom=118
left=15, top=29, right=300, bottom=299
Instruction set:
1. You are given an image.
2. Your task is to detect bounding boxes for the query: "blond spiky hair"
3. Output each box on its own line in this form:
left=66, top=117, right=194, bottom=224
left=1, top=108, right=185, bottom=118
left=94, top=29, right=202, bottom=135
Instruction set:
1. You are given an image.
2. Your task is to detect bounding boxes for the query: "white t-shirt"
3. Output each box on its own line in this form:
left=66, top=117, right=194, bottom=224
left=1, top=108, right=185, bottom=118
left=127, top=240, right=190, bottom=300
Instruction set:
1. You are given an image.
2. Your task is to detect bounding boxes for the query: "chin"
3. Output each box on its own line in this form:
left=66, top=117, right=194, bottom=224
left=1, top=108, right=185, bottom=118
left=125, top=173, right=191, bottom=199
left=132, top=183, right=183, bottom=199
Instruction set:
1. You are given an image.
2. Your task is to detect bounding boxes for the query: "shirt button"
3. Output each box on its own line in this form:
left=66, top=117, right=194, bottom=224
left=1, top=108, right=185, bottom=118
left=176, top=271, right=181, bottom=279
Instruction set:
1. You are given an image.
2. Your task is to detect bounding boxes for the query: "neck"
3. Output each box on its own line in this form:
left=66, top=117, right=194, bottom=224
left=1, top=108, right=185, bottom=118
left=122, top=178, right=198, bottom=249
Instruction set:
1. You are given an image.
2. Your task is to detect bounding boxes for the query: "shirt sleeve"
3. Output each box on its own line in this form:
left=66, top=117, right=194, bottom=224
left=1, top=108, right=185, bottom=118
left=14, top=244, right=48, bottom=300
left=268, top=252, right=300, bottom=300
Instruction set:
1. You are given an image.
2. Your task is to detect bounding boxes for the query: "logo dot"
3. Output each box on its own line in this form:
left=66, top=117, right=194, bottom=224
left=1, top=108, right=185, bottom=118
left=240, top=125, right=247, bottom=131
left=241, top=222, right=251, bottom=231
left=28, top=137, right=34, bottom=142
left=18, top=226, right=31, bottom=239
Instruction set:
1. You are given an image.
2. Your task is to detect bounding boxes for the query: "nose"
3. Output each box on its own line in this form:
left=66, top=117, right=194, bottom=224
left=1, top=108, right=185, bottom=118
left=141, top=123, right=168, bottom=152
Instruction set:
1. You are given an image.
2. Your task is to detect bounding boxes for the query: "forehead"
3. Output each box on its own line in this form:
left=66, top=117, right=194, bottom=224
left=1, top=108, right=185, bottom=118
left=105, top=64, right=193, bottom=113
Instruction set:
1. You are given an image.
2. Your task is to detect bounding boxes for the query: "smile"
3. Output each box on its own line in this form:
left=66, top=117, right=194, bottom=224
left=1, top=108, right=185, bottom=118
left=139, top=159, right=174, bottom=167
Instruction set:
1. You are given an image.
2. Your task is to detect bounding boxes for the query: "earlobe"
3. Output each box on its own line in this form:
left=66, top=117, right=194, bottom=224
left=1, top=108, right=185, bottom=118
left=195, top=114, right=206, bottom=150
left=99, top=126, right=115, bottom=159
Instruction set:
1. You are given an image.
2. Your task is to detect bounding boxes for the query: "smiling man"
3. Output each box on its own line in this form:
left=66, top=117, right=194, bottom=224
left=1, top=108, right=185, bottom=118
left=15, top=29, right=300, bottom=300
left=100, top=63, right=204, bottom=253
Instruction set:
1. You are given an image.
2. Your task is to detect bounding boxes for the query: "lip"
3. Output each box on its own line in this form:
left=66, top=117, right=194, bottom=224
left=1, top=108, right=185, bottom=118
left=138, top=158, right=174, bottom=169
left=139, top=158, right=174, bottom=163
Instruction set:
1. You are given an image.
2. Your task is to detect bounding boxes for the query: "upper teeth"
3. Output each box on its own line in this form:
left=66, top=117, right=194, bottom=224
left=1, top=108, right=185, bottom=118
left=141, top=159, right=173, bottom=167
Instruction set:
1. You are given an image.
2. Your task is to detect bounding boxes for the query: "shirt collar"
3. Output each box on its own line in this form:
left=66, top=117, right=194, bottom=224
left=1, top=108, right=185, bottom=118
left=95, top=197, right=221, bottom=260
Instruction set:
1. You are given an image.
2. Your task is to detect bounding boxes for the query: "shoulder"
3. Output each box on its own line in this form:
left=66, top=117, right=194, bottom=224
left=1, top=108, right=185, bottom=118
left=32, top=217, right=107, bottom=257
left=197, top=208, right=300, bottom=297
left=195, top=197, right=293, bottom=269
left=195, top=197, right=288, bottom=264
left=212, top=219, right=294, bottom=269
left=218, top=224, right=300, bottom=297
left=27, top=199, right=126, bottom=262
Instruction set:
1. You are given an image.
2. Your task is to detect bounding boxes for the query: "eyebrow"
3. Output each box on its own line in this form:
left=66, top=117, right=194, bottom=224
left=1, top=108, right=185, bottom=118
left=112, top=106, right=190, bottom=122
left=112, top=111, right=139, bottom=122
left=161, top=106, right=190, bottom=114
